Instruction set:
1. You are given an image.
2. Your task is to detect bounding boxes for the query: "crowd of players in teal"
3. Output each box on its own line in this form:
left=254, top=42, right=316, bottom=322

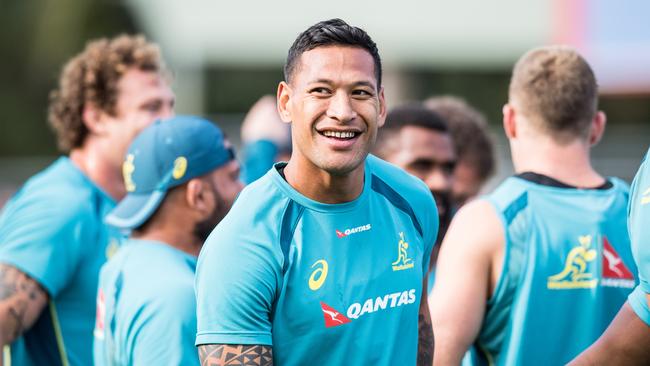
left=0, top=18, right=649, bottom=366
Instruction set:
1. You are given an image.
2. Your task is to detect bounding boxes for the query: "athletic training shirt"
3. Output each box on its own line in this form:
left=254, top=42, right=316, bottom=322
left=196, top=155, right=438, bottom=366
left=628, top=148, right=650, bottom=325
left=470, top=173, right=634, bottom=366
left=0, top=157, right=122, bottom=366
left=94, top=239, right=198, bottom=366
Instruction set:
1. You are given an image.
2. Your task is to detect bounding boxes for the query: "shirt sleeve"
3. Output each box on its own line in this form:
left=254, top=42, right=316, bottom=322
left=628, top=150, right=650, bottom=323
left=195, top=222, right=282, bottom=346
left=130, top=286, right=200, bottom=366
left=0, top=193, right=91, bottom=296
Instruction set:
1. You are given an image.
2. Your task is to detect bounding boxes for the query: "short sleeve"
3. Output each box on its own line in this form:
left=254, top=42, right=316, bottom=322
left=195, top=223, right=282, bottom=346
left=0, top=193, right=91, bottom=296
left=130, top=286, right=200, bottom=366
left=629, top=150, right=650, bottom=293
left=628, top=286, right=650, bottom=326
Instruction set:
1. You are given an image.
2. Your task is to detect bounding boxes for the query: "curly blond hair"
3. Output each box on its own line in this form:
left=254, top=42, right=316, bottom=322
left=48, top=34, right=167, bottom=152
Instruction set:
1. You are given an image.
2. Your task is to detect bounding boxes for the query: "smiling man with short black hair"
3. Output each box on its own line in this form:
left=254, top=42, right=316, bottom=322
left=195, top=19, right=438, bottom=366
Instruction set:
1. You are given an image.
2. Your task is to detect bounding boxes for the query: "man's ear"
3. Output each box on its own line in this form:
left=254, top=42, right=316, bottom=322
left=277, top=81, right=293, bottom=123
left=376, top=86, right=387, bottom=128
left=589, top=111, right=607, bottom=146
left=502, top=103, right=517, bottom=139
left=185, top=178, right=213, bottom=216
left=82, top=103, right=108, bottom=135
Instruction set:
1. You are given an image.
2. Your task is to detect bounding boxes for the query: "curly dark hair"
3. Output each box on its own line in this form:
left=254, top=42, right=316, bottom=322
left=374, top=103, right=449, bottom=159
left=424, top=96, right=495, bottom=183
left=284, top=18, right=382, bottom=87
left=48, top=34, right=167, bottom=152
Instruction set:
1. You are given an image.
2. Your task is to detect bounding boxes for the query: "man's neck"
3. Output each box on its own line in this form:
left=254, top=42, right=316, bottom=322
left=132, top=226, right=202, bottom=257
left=513, top=137, right=604, bottom=188
left=69, top=147, right=125, bottom=201
left=283, top=159, right=365, bottom=204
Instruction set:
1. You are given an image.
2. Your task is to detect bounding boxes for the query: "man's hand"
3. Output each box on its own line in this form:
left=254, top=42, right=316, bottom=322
left=0, top=264, right=48, bottom=347
left=198, top=344, right=273, bottom=366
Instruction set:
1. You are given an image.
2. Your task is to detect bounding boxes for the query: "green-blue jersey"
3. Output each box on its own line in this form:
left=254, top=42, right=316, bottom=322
left=0, top=157, right=122, bottom=366
left=628, top=148, right=650, bottom=325
left=93, top=239, right=198, bottom=366
left=471, top=173, right=634, bottom=366
left=195, top=155, right=438, bottom=365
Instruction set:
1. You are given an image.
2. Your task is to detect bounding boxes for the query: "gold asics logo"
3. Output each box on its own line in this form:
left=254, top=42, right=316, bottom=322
left=173, top=156, right=188, bottom=180
left=122, top=154, right=136, bottom=192
left=392, top=232, right=414, bottom=271
left=641, top=187, right=650, bottom=205
left=309, top=259, right=328, bottom=291
left=105, top=238, right=120, bottom=260
left=547, top=235, right=598, bottom=289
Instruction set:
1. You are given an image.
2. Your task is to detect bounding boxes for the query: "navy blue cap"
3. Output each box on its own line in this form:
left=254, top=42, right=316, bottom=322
left=106, top=115, right=234, bottom=229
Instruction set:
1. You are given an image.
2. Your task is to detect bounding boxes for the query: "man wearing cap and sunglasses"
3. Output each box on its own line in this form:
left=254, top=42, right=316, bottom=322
left=93, top=116, right=243, bottom=366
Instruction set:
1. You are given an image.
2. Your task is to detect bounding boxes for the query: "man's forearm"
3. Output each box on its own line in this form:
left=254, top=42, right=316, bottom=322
left=417, top=311, right=434, bottom=366
left=0, top=264, right=47, bottom=346
left=199, top=344, right=273, bottom=366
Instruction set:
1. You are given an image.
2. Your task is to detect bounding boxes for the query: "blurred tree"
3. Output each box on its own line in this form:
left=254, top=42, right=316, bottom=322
left=0, top=0, right=139, bottom=157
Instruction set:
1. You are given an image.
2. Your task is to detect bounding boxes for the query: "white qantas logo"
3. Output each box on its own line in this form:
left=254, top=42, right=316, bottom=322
left=336, top=224, right=371, bottom=238
left=603, top=247, right=623, bottom=277
left=322, top=309, right=344, bottom=324
left=346, top=289, right=417, bottom=320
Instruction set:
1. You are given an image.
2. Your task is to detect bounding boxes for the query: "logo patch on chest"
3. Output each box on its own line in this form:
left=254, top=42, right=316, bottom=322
left=308, top=259, right=328, bottom=291
left=391, top=232, right=414, bottom=271
left=320, top=302, right=351, bottom=328
left=335, top=224, right=371, bottom=238
left=318, top=289, right=418, bottom=329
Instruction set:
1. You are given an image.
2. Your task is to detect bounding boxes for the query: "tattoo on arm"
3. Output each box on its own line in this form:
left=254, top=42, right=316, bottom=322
left=198, top=344, right=273, bottom=366
left=0, top=264, right=48, bottom=345
left=417, top=300, right=434, bottom=366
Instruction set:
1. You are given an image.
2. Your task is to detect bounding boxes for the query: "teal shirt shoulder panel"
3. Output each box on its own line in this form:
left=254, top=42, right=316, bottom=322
left=475, top=175, right=634, bottom=366
left=196, top=155, right=437, bottom=366
left=94, top=240, right=198, bottom=366
left=0, top=157, right=119, bottom=366
left=366, top=155, right=439, bottom=270
left=195, top=171, right=289, bottom=346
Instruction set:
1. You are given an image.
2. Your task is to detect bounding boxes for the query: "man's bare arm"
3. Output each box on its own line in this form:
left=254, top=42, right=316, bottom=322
left=198, top=344, right=273, bottom=366
left=0, top=264, right=48, bottom=347
left=430, top=200, right=504, bottom=366
left=417, top=276, right=434, bottom=366
left=569, top=302, right=650, bottom=366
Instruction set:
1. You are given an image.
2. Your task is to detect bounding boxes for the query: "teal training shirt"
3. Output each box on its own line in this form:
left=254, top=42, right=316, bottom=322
left=195, top=155, right=438, bottom=365
left=0, top=157, right=122, bottom=366
left=470, top=174, right=635, bottom=366
left=93, top=239, right=199, bottom=366
left=627, top=148, right=650, bottom=325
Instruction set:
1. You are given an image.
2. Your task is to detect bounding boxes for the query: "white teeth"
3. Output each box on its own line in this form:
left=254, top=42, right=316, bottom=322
left=323, top=131, right=356, bottom=139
